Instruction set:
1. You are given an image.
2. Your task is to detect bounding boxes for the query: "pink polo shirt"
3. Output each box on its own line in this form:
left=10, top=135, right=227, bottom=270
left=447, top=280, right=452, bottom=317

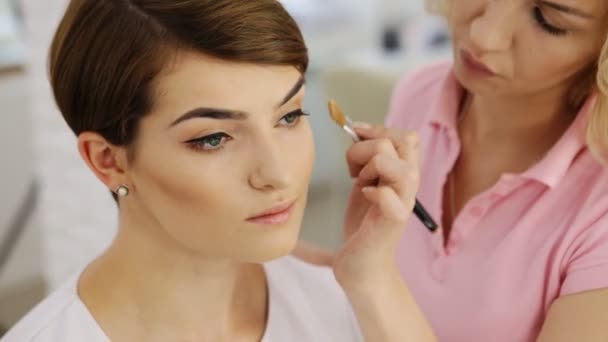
left=389, top=62, right=608, bottom=342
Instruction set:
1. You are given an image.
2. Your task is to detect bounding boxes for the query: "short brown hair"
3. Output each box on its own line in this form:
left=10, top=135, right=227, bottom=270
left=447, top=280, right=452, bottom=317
left=49, top=0, right=308, bottom=148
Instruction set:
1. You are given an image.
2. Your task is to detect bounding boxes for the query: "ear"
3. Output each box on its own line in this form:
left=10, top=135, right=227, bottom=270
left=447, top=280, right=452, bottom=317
left=77, top=132, right=130, bottom=193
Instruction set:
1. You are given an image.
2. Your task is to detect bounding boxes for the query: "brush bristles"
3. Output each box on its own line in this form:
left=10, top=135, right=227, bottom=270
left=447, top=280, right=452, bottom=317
left=328, top=100, right=347, bottom=127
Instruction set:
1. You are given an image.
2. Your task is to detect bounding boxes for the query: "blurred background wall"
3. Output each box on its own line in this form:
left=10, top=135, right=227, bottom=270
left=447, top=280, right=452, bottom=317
left=0, top=0, right=450, bottom=334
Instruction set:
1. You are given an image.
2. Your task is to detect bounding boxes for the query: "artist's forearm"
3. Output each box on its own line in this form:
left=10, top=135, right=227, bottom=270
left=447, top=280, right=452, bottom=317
left=341, top=270, right=437, bottom=342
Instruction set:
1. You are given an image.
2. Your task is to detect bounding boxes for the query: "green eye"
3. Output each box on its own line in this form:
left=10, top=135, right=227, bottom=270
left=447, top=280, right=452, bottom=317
left=206, top=135, right=223, bottom=147
left=186, top=132, right=231, bottom=151
left=279, top=109, right=308, bottom=126
left=283, top=113, right=298, bottom=124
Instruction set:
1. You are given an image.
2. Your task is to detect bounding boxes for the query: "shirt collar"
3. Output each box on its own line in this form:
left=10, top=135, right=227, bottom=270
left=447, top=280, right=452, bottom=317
left=426, top=64, right=593, bottom=188
left=523, top=96, right=594, bottom=188
left=428, top=68, right=464, bottom=129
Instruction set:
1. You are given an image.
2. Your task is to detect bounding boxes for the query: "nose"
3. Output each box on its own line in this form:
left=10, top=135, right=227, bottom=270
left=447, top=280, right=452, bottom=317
left=469, top=0, right=518, bottom=53
left=248, top=134, right=291, bottom=192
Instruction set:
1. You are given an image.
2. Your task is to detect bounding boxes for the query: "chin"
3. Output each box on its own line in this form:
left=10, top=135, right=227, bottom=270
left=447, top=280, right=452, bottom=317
left=236, top=221, right=302, bottom=264
left=453, top=63, right=491, bottom=96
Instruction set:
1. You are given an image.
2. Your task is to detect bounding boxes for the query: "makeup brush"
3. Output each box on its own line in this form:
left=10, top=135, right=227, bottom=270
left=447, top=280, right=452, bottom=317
left=328, top=100, right=438, bottom=233
left=329, top=100, right=360, bottom=142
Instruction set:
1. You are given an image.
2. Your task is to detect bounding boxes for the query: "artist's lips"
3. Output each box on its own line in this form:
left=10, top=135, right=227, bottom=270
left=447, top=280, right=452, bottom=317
left=461, top=50, right=496, bottom=77
left=247, top=201, right=295, bottom=225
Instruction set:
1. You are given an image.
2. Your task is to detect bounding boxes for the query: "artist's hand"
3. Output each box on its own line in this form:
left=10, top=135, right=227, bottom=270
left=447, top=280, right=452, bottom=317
left=333, top=124, right=420, bottom=288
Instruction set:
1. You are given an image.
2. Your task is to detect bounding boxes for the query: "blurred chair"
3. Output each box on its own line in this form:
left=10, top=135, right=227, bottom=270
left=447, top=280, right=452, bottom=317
left=320, top=47, right=452, bottom=135
left=320, top=65, right=402, bottom=159
left=321, top=66, right=400, bottom=126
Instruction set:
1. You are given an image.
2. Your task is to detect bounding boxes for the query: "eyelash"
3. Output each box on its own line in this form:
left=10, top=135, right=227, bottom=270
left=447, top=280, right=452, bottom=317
left=186, top=132, right=232, bottom=152
left=533, top=6, right=568, bottom=36
left=185, top=109, right=310, bottom=152
left=279, top=109, right=310, bottom=128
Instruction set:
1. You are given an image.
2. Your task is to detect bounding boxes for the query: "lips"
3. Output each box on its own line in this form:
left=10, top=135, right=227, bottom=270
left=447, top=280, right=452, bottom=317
left=461, top=50, right=496, bottom=77
left=247, top=201, right=295, bottom=225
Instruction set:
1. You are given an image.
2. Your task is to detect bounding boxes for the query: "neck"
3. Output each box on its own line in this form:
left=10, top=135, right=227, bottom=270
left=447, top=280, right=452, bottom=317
left=78, top=210, right=268, bottom=341
left=460, top=85, right=577, bottom=161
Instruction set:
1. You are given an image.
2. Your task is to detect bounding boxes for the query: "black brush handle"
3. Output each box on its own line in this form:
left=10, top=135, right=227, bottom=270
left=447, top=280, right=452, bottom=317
left=342, top=121, right=438, bottom=233
left=413, top=199, right=438, bottom=233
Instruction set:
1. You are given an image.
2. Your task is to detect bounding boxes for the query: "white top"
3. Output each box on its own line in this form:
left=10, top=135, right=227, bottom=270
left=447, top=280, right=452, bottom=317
left=2, top=256, right=363, bottom=342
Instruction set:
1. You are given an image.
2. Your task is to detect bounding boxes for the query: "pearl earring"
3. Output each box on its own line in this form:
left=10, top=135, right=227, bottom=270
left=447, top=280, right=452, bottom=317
left=115, top=185, right=130, bottom=197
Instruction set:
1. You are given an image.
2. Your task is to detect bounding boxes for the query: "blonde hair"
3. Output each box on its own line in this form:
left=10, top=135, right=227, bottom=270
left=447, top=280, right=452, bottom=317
left=425, top=0, right=448, bottom=15
left=425, top=0, right=608, bottom=164
left=588, top=38, right=608, bottom=163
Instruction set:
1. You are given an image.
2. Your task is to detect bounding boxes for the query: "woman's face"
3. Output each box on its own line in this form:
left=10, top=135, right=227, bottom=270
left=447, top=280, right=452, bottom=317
left=448, top=0, right=607, bottom=98
left=125, top=52, right=314, bottom=263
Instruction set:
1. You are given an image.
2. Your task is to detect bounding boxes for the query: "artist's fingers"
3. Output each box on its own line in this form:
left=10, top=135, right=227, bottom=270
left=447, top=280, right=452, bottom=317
left=354, top=124, right=419, bottom=166
left=346, top=138, right=398, bottom=178
left=361, top=186, right=410, bottom=224
left=357, top=155, right=418, bottom=204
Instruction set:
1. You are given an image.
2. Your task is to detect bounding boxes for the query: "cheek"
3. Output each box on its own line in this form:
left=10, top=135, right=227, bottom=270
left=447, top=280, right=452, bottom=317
left=146, top=160, right=232, bottom=207
left=132, top=139, right=243, bottom=226
left=284, top=123, right=315, bottom=184
left=129, top=144, right=254, bottom=255
left=515, top=37, right=597, bottom=86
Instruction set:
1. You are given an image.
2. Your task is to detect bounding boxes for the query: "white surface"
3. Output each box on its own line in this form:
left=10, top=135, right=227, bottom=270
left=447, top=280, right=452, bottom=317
left=0, top=0, right=16, bottom=42
left=0, top=56, right=45, bottom=330
left=3, top=256, right=362, bottom=342
left=0, top=72, right=31, bottom=245
left=0, top=13, right=17, bottom=42
left=286, top=0, right=378, bottom=71
left=0, top=1, right=26, bottom=69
